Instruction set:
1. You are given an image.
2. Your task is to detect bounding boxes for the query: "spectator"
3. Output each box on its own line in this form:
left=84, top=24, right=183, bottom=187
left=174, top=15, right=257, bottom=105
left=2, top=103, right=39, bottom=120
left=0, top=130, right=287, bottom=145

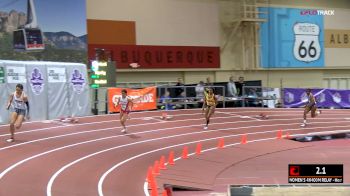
left=227, top=76, right=237, bottom=97
left=174, top=78, right=184, bottom=97
left=160, top=90, right=175, bottom=110
left=236, top=76, right=246, bottom=96
left=205, top=77, right=213, bottom=86
left=195, top=81, right=205, bottom=100
left=175, top=91, right=188, bottom=109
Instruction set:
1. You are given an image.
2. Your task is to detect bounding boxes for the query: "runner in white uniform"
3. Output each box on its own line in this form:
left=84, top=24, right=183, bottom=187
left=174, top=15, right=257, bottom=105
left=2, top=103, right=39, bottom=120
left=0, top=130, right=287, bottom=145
left=6, top=84, right=30, bottom=142
left=115, top=89, right=133, bottom=133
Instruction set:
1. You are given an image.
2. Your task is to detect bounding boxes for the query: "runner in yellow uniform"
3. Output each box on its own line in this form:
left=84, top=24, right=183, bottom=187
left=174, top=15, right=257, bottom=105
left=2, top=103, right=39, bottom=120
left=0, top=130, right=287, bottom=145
left=202, top=88, right=217, bottom=130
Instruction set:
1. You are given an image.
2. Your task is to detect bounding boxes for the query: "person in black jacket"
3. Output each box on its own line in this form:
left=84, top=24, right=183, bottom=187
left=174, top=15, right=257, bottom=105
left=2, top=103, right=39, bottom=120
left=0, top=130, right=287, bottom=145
left=236, top=76, right=246, bottom=96
left=174, top=78, right=184, bottom=97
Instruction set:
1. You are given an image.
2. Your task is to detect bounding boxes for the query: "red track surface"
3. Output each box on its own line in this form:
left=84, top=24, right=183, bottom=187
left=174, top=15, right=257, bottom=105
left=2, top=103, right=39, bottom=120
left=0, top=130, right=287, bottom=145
left=0, top=108, right=349, bottom=196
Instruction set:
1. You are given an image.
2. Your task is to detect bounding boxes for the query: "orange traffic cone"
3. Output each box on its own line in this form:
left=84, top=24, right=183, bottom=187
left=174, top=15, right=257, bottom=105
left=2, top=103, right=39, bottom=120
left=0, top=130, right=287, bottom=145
left=162, top=189, right=168, bottom=196
left=195, top=143, right=202, bottom=155
left=277, top=130, right=283, bottom=139
left=182, top=146, right=188, bottom=159
left=150, top=179, right=158, bottom=196
left=147, top=166, right=154, bottom=183
left=168, top=151, right=175, bottom=165
left=217, top=138, right=225, bottom=149
left=159, top=156, right=166, bottom=170
left=241, top=134, right=247, bottom=144
left=153, top=160, right=160, bottom=175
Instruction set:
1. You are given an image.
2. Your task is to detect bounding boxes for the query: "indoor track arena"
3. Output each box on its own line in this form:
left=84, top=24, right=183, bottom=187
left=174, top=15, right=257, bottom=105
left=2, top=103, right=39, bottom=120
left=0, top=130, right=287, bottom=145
left=0, top=0, right=350, bottom=196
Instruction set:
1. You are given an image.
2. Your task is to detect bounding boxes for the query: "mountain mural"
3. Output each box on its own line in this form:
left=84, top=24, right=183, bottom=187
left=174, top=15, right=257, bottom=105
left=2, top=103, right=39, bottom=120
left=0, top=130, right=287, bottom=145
left=44, top=32, right=86, bottom=50
left=0, top=10, right=87, bottom=64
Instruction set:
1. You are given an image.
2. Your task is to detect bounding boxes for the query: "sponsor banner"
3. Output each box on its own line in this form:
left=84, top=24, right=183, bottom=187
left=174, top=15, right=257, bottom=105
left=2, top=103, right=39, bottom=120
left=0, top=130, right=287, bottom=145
left=108, top=87, right=157, bottom=113
left=284, top=88, right=350, bottom=108
left=48, top=67, right=66, bottom=83
left=88, top=44, right=220, bottom=69
left=6, top=66, right=26, bottom=83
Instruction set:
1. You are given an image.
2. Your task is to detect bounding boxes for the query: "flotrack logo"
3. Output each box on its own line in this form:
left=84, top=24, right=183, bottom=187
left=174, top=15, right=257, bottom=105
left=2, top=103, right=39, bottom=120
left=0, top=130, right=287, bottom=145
left=300, top=9, right=335, bottom=16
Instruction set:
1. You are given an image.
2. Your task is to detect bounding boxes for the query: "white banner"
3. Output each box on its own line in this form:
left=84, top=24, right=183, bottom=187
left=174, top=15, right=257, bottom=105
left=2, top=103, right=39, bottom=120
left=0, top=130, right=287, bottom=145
left=6, top=66, right=26, bottom=83
left=47, top=67, right=66, bottom=83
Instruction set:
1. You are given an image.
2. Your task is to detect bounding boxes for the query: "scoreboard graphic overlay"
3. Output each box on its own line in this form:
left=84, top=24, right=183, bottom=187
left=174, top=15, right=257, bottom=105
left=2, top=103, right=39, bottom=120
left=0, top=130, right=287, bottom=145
left=289, top=164, right=343, bottom=183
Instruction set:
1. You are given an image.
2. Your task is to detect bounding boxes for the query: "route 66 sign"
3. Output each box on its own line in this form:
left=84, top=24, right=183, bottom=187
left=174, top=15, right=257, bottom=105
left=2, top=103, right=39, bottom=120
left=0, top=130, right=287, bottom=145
left=293, top=23, right=321, bottom=62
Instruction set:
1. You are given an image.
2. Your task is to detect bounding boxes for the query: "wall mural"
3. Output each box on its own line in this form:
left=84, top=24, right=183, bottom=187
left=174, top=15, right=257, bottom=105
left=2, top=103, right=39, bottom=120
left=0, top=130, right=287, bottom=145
left=259, top=7, right=325, bottom=68
left=0, top=0, right=87, bottom=64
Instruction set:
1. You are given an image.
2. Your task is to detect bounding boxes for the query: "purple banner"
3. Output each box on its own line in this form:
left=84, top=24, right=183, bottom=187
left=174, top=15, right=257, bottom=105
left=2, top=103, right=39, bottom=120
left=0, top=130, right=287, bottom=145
left=284, top=88, right=350, bottom=108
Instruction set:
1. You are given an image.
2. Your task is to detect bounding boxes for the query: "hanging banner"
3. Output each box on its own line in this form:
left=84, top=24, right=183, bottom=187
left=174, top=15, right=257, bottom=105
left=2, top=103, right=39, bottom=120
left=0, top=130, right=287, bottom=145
left=47, top=67, right=66, bottom=83
left=26, top=65, right=47, bottom=120
left=6, top=66, right=26, bottom=83
left=108, top=86, right=157, bottom=113
left=88, top=44, right=220, bottom=69
left=67, top=64, right=91, bottom=117
left=0, top=63, right=6, bottom=124
left=284, top=88, right=350, bottom=108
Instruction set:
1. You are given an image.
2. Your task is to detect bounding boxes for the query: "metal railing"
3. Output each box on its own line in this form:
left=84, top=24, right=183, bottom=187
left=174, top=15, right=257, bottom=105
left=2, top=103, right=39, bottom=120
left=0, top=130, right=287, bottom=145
left=242, top=86, right=280, bottom=107
left=89, top=85, right=280, bottom=114
left=115, top=81, right=177, bottom=88
left=157, top=85, right=227, bottom=109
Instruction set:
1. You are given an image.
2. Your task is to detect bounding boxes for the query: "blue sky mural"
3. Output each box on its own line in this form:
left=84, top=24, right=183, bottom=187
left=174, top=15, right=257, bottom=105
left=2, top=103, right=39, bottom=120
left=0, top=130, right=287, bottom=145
left=0, top=0, right=86, bottom=36
left=0, top=0, right=87, bottom=63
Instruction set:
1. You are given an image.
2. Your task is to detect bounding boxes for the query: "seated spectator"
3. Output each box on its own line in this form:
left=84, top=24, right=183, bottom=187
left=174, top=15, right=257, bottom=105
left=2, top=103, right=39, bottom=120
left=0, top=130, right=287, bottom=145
left=160, top=90, right=175, bottom=110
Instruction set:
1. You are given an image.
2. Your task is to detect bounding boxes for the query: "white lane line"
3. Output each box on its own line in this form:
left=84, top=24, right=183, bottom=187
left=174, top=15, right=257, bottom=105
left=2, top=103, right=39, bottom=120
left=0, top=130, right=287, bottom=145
left=0, top=108, right=347, bottom=137
left=3, top=111, right=336, bottom=151
left=0, top=111, right=216, bottom=137
left=0, top=109, right=346, bottom=194
left=1, top=115, right=347, bottom=152
left=3, top=117, right=285, bottom=182
left=0, top=119, right=347, bottom=179
left=44, top=121, right=350, bottom=196
left=0, top=107, right=346, bottom=128
left=143, top=129, right=343, bottom=196
left=0, top=113, right=191, bottom=137
left=216, top=111, right=262, bottom=121
left=101, top=128, right=350, bottom=196
left=0, top=110, right=240, bottom=137
left=0, top=114, right=276, bottom=151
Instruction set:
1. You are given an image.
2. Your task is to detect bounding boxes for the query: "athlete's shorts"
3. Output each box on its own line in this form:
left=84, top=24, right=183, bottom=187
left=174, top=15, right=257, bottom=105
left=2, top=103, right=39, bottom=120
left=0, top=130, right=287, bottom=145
left=14, top=108, right=26, bottom=116
left=121, top=109, right=130, bottom=115
left=305, top=104, right=317, bottom=118
left=206, top=105, right=216, bottom=110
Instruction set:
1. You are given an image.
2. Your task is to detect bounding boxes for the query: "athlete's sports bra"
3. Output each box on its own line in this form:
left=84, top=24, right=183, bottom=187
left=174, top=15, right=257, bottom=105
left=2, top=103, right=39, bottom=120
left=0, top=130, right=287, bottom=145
left=13, top=92, right=27, bottom=110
